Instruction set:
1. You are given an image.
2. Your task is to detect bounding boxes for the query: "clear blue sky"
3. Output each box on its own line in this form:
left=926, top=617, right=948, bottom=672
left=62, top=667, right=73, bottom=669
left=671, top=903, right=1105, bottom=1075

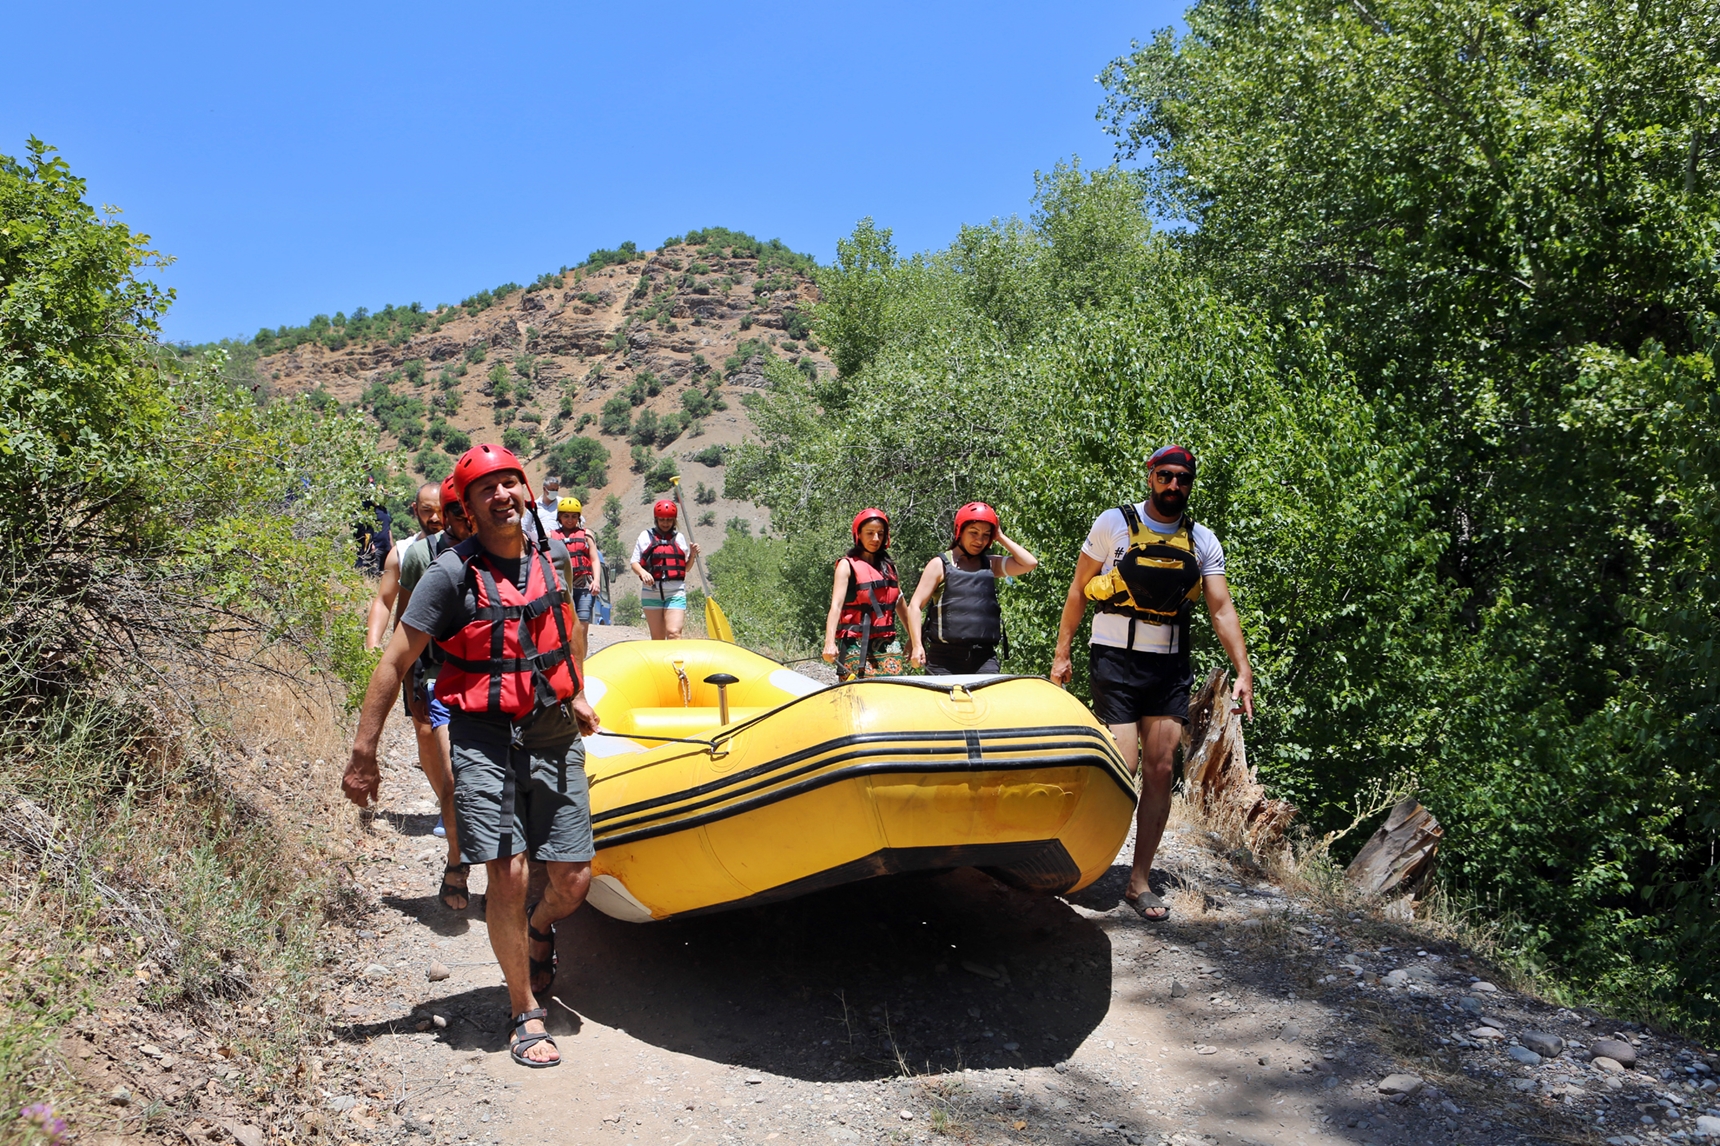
left=2, top=1, right=1178, bottom=344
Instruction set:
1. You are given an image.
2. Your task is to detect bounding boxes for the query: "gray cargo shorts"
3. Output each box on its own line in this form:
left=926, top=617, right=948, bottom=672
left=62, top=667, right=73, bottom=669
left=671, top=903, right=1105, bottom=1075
left=448, top=721, right=594, bottom=864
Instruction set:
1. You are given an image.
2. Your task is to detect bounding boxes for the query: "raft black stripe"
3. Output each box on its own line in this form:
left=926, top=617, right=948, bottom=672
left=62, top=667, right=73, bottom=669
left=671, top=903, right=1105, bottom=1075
left=592, top=749, right=1135, bottom=849
left=594, top=736, right=1120, bottom=837
left=590, top=725, right=1125, bottom=826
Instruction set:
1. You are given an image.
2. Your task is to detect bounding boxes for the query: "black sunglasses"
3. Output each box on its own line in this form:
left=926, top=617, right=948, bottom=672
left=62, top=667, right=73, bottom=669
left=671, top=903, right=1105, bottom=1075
left=1152, top=469, right=1194, bottom=487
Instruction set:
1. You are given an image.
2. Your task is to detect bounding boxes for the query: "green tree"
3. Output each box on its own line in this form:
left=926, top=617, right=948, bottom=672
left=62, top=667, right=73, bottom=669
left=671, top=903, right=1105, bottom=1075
left=545, top=435, right=610, bottom=490
left=812, top=218, right=896, bottom=378
left=1098, top=0, right=1720, bottom=1029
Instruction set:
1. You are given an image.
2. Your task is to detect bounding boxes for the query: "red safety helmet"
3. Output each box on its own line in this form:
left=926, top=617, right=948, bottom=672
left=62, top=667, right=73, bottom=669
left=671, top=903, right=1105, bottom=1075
left=439, top=475, right=460, bottom=512
left=952, top=501, right=1000, bottom=545
left=652, top=498, right=678, bottom=520
left=451, top=443, right=531, bottom=506
left=851, top=507, right=890, bottom=544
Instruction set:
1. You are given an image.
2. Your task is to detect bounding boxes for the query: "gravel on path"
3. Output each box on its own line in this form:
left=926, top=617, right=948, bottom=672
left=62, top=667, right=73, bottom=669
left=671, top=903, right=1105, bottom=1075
left=298, top=635, right=1718, bottom=1146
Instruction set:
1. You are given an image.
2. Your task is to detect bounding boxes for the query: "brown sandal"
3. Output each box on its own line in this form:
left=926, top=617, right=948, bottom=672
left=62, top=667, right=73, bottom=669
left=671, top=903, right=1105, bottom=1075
left=438, top=863, right=470, bottom=911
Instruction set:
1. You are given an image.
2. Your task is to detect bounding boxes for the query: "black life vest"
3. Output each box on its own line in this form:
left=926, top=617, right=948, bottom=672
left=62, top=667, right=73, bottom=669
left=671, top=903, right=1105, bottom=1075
left=836, top=556, right=900, bottom=642
left=925, top=552, right=1002, bottom=645
left=557, top=527, right=595, bottom=585
left=642, top=529, right=688, bottom=582
left=1084, top=504, right=1203, bottom=654
left=433, top=537, right=579, bottom=719
left=416, top=531, right=457, bottom=674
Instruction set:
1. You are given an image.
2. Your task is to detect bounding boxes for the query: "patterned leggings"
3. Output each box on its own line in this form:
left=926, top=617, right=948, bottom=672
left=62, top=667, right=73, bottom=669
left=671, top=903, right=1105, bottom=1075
left=836, top=637, right=902, bottom=682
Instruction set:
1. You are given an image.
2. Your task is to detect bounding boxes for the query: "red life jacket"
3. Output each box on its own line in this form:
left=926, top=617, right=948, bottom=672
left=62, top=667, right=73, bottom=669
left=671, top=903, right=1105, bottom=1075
left=836, top=555, right=900, bottom=642
left=434, top=539, right=580, bottom=719
left=556, top=527, right=595, bottom=584
left=642, top=529, right=688, bottom=582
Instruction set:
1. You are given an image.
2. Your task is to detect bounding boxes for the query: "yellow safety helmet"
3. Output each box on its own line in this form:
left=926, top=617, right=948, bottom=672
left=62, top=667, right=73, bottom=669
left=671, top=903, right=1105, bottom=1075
left=558, top=496, right=583, bottom=513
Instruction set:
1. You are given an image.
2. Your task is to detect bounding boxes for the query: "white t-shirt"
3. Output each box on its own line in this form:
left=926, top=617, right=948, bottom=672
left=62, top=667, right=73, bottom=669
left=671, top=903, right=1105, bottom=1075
left=533, top=497, right=561, bottom=541
left=1080, top=504, right=1225, bottom=653
left=632, top=529, right=690, bottom=593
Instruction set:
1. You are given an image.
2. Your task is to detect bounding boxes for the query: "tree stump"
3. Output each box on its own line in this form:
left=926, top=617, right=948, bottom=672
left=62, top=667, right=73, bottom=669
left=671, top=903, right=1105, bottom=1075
left=1344, top=798, right=1443, bottom=899
left=1182, top=668, right=1297, bottom=858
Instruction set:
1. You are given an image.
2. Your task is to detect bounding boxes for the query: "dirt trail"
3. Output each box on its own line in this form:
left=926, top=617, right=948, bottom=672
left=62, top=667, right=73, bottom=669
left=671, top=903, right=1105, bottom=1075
left=316, top=628, right=1717, bottom=1146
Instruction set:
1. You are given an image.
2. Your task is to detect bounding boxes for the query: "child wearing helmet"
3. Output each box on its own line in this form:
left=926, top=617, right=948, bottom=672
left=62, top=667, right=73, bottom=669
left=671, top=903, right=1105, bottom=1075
left=630, top=498, right=699, bottom=640
left=554, top=496, right=599, bottom=667
left=904, top=502, right=1039, bottom=674
left=823, top=509, right=915, bottom=681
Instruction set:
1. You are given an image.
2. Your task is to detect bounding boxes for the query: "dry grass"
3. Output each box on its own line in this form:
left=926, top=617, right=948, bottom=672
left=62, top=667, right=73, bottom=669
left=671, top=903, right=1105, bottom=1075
left=0, top=645, right=365, bottom=1146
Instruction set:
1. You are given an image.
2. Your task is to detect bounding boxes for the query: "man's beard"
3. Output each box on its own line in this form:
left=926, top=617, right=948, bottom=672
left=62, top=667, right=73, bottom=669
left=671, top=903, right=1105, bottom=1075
left=1150, top=488, right=1187, bottom=517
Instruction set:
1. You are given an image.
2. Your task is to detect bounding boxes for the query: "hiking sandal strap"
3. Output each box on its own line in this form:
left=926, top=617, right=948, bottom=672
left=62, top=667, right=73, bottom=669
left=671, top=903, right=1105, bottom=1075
left=512, top=1007, right=548, bottom=1029
left=526, top=903, right=554, bottom=943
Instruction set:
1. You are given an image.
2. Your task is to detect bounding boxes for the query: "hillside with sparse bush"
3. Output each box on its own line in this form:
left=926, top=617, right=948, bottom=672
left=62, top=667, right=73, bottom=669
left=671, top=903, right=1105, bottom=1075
left=179, top=227, right=830, bottom=563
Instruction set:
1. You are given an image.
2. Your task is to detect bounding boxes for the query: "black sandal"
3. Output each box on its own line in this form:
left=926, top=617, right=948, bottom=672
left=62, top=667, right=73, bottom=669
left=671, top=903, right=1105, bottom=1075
left=509, top=1007, right=560, bottom=1068
left=526, top=903, right=556, bottom=994
left=438, top=863, right=470, bottom=912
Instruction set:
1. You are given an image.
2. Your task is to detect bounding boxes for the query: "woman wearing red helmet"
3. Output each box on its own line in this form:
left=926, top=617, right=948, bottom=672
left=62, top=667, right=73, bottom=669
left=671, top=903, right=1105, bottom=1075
left=629, top=498, right=699, bottom=640
left=904, top=502, right=1039, bottom=674
left=822, top=509, right=915, bottom=681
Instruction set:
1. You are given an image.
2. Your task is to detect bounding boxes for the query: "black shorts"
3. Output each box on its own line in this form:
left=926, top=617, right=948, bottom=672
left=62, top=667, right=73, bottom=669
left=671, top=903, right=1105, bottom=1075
left=1088, top=645, right=1193, bottom=726
left=924, top=641, right=1000, bottom=675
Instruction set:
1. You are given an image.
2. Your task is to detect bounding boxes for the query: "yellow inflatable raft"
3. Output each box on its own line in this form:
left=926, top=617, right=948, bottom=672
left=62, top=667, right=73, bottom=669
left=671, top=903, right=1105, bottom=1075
left=580, top=640, right=1137, bottom=922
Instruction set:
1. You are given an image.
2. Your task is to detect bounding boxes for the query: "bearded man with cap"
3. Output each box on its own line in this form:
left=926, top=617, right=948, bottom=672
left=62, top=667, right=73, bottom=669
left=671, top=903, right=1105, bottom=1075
left=1050, top=445, right=1255, bottom=922
left=342, top=444, right=599, bottom=1068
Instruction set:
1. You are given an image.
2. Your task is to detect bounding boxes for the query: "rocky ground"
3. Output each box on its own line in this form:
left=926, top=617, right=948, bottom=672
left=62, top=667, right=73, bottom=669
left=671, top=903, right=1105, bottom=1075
left=67, top=626, right=1720, bottom=1146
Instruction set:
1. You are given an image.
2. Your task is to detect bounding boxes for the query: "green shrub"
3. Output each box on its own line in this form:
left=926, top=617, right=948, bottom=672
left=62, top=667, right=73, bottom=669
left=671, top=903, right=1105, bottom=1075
left=0, top=139, right=383, bottom=1119
left=689, top=444, right=728, bottom=467
left=629, top=409, right=660, bottom=446
left=680, top=388, right=713, bottom=418
left=698, top=510, right=717, bottom=527
left=575, top=411, right=594, bottom=432
left=415, top=444, right=452, bottom=480
left=600, top=396, right=632, bottom=435
left=519, top=410, right=542, bottom=423
left=545, top=435, right=610, bottom=489
left=501, top=427, right=530, bottom=454
left=584, top=240, right=639, bottom=271
left=739, top=314, right=753, bottom=330
left=782, top=308, right=812, bottom=342
left=655, top=412, right=684, bottom=447
left=466, top=342, right=487, bottom=364
left=725, top=516, right=752, bottom=538
left=614, top=590, right=642, bottom=627
left=642, top=455, right=678, bottom=494
left=442, top=428, right=471, bottom=455
left=694, top=481, right=718, bottom=505
left=630, top=445, right=652, bottom=473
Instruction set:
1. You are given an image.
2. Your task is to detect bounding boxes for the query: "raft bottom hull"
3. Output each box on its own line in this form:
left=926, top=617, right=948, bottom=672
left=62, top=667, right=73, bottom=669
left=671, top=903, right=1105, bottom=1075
left=664, top=838, right=1082, bottom=921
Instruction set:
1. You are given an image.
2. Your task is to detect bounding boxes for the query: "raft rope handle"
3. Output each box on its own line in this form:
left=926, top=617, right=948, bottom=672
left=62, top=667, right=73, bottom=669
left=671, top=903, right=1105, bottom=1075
left=594, top=730, right=722, bottom=750
left=672, top=660, right=691, bottom=708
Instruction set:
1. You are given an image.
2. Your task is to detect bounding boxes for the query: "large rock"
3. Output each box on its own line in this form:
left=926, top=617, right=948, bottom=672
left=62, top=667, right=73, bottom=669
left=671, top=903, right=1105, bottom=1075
left=1590, top=1039, right=1637, bottom=1068
left=1507, top=1045, right=1543, bottom=1066
left=1693, top=1113, right=1720, bottom=1138
left=1378, top=1074, right=1424, bottom=1096
left=1521, top=1031, right=1564, bottom=1058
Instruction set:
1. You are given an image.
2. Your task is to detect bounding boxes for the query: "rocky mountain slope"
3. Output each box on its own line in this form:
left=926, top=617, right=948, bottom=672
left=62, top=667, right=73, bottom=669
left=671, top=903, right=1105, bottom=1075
left=250, top=231, right=829, bottom=560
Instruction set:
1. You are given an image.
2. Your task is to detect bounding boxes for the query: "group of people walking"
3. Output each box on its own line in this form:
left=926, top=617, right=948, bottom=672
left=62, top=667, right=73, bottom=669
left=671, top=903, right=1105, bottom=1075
left=342, top=441, right=1254, bottom=1069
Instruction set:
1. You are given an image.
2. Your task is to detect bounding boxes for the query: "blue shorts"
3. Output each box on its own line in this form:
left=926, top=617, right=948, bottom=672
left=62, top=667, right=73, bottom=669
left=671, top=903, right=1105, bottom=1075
left=406, top=680, right=453, bottom=730
left=569, top=584, right=597, bottom=622
left=641, top=586, right=688, bottom=610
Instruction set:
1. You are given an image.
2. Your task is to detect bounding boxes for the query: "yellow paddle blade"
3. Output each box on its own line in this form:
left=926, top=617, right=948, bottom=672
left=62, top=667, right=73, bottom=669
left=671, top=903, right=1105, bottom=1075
left=705, top=595, right=735, bottom=643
